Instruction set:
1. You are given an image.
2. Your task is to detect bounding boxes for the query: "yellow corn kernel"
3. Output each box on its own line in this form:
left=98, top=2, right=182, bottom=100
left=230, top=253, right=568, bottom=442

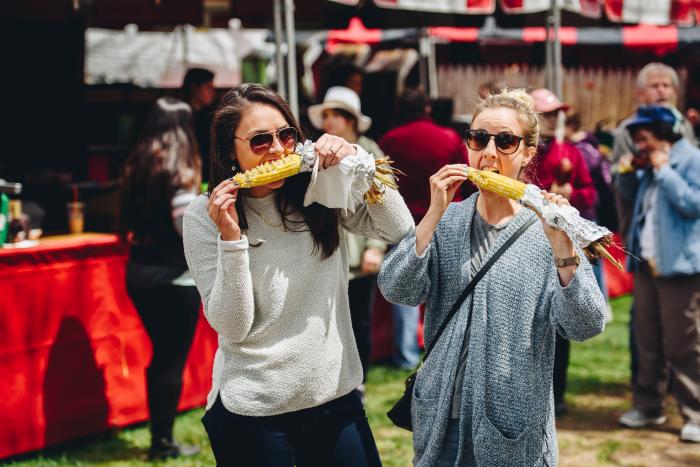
left=233, top=154, right=302, bottom=188
left=465, top=167, right=526, bottom=200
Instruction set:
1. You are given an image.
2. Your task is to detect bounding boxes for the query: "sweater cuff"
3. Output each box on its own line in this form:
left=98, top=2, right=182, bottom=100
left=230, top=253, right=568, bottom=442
left=414, top=239, right=431, bottom=259
left=218, top=234, right=249, bottom=252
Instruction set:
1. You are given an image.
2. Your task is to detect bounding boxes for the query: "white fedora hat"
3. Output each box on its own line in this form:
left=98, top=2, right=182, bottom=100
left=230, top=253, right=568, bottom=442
left=308, top=86, right=372, bottom=133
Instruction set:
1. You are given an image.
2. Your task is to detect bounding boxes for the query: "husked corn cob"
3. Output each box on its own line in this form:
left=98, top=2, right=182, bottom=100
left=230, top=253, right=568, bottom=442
left=233, top=154, right=302, bottom=188
left=465, top=167, right=526, bottom=200
left=464, top=166, right=624, bottom=271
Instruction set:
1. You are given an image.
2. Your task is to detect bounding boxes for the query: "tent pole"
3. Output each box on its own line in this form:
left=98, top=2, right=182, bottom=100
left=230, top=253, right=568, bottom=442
left=553, top=0, right=562, bottom=99
left=418, top=28, right=430, bottom=96
left=428, top=34, right=438, bottom=99
left=285, top=0, right=299, bottom=118
left=274, top=0, right=287, bottom=100
left=552, top=0, right=565, bottom=143
left=545, top=5, right=553, bottom=91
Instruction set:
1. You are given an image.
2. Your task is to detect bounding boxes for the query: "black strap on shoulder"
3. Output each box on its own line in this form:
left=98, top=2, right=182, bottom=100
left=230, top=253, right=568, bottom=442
left=422, top=216, right=537, bottom=362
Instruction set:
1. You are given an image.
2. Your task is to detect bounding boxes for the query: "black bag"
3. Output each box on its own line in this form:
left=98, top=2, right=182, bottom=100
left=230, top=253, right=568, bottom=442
left=387, top=217, right=537, bottom=431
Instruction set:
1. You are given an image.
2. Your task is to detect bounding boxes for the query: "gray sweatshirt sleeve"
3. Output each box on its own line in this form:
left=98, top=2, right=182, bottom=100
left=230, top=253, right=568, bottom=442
left=183, top=197, right=256, bottom=343
left=377, top=230, right=435, bottom=307
left=341, top=186, right=415, bottom=244
left=548, top=250, right=607, bottom=341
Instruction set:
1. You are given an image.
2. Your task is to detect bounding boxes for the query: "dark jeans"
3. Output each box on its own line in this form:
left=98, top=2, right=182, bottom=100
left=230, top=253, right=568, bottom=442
left=348, top=275, right=377, bottom=382
left=630, top=302, right=639, bottom=385
left=202, top=391, right=382, bottom=467
left=553, top=332, right=570, bottom=405
left=127, top=284, right=200, bottom=441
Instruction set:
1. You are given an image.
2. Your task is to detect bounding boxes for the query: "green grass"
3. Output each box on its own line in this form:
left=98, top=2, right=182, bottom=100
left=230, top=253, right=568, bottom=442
left=5, top=297, right=633, bottom=466
left=567, top=295, right=632, bottom=397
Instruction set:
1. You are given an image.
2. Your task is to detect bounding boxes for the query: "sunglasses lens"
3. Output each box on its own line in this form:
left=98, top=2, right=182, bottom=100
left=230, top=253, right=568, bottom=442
left=495, top=133, right=519, bottom=153
left=249, top=133, right=273, bottom=154
left=467, top=130, right=490, bottom=150
left=279, top=127, right=298, bottom=150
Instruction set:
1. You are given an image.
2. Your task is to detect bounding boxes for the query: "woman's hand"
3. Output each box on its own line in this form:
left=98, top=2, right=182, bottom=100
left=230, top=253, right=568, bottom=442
left=361, top=247, right=383, bottom=275
left=315, top=133, right=356, bottom=169
left=649, top=144, right=671, bottom=171
left=208, top=179, right=241, bottom=241
left=427, top=164, right=468, bottom=215
left=537, top=190, right=577, bottom=285
left=415, top=164, right=468, bottom=256
left=550, top=182, right=573, bottom=200
left=538, top=191, right=576, bottom=258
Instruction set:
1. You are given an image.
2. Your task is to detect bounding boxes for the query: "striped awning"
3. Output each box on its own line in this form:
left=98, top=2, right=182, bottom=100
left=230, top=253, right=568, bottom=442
left=429, top=23, right=700, bottom=54
left=327, top=0, right=700, bottom=25
left=324, top=17, right=700, bottom=54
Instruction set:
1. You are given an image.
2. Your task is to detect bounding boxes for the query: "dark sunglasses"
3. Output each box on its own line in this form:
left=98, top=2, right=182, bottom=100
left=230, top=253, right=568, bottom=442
left=465, top=129, right=524, bottom=155
left=235, top=127, right=298, bottom=155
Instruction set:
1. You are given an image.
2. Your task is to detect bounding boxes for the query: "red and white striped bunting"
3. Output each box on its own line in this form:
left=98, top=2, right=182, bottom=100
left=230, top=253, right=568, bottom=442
left=327, top=0, right=700, bottom=25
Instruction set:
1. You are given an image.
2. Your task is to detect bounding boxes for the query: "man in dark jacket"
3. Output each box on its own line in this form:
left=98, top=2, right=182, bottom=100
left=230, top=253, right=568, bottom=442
left=182, top=68, right=216, bottom=182
left=379, top=88, right=469, bottom=224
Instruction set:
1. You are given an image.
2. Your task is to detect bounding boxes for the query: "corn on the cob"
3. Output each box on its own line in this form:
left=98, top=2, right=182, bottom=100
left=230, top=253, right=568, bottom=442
left=465, top=166, right=623, bottom=271
left=232, top=154, right=302, bottom=188
left=465, top=167, right=526, bottom=200
left=231, top=144, right=403, bottom=206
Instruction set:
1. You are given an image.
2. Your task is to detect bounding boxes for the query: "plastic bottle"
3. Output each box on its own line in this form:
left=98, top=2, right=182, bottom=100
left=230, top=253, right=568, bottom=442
left=0, top=193, right=8, bottom=244
left=0, top=180, right=23, bottom=245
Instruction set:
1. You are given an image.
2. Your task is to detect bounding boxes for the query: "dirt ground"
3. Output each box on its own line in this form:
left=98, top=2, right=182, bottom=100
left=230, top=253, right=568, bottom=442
left=558, top=389, right=700, bottom=466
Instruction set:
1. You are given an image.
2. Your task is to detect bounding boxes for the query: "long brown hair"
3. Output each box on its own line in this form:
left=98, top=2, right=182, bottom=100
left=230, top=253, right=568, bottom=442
left=122, top=97, right=201, bottom=244
left=209, top=84, right=340, bottom=259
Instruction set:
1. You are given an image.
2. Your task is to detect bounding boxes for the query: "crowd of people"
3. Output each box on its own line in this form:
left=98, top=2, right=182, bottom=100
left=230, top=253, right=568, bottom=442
left=118, top=61, right=700, bottom=464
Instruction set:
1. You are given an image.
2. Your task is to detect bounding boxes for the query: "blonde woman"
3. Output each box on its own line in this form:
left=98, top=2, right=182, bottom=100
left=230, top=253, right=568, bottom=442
left=378, top=89, right=606, bottom=466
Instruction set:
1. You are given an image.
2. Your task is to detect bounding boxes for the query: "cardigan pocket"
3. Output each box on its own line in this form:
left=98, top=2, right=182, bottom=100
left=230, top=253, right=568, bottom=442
left=411, top=393, right=438, bottom=456
left=473, top=412, right=531, bottom=466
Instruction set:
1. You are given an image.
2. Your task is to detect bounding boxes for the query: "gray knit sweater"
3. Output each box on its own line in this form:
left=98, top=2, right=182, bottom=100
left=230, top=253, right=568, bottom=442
left=183, top=184, right=413, bottom=417
left=378, top=194, right=606, bottom=467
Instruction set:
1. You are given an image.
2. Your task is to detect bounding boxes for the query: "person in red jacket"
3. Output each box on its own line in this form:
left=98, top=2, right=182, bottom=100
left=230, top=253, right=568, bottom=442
left=530, top=88, right=597, bottom=416
left=378, top=88, right=469, bottom=369
left=379, top=88, right=469, bottom=225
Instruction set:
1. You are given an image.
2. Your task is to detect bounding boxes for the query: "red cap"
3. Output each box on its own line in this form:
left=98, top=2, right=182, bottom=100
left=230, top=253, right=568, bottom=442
left=530, top=88, right=569, bottom=113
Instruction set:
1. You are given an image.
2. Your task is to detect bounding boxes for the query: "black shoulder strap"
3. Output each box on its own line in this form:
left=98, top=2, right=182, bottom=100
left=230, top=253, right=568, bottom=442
left=421, top=215, right=537, bottom=362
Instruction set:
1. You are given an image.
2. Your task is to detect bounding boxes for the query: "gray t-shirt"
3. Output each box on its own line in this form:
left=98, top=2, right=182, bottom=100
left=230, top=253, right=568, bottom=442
left=450, top=209, right=510, bottom=419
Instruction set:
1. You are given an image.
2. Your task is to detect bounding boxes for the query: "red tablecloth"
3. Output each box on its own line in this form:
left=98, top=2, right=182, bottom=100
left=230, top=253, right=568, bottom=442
left=0, top=234, right=217, bottom=460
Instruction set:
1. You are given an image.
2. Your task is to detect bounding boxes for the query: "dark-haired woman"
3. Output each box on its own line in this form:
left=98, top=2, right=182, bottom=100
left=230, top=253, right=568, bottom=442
left=122, top=97, right=202, bottom=460
left=183, top=83, right=413, bottom=466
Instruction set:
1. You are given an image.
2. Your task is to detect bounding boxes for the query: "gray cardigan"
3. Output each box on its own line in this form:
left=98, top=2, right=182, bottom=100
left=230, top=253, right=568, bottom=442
left=378, top=194, right=606, bottom=466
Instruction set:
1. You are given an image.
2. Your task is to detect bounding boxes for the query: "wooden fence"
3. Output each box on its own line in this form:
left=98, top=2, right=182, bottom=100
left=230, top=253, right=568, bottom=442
left=437, top=64, right=687, bottom=131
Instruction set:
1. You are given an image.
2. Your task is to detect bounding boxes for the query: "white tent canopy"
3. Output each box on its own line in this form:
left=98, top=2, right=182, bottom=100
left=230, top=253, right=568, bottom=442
left=85, top=23, right=271, bottom=88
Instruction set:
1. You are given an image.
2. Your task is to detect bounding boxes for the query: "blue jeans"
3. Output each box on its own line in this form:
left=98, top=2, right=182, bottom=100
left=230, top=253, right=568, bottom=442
left=391, top=303, right=420, bottom=369
left=202, top=391, right=381, bottom=467
left=591, top=259, right=609, bottom=301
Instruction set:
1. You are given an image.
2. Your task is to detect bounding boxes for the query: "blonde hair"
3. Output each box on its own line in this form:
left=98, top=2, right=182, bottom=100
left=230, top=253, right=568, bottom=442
left=472, top=88, right=540, bottom=148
